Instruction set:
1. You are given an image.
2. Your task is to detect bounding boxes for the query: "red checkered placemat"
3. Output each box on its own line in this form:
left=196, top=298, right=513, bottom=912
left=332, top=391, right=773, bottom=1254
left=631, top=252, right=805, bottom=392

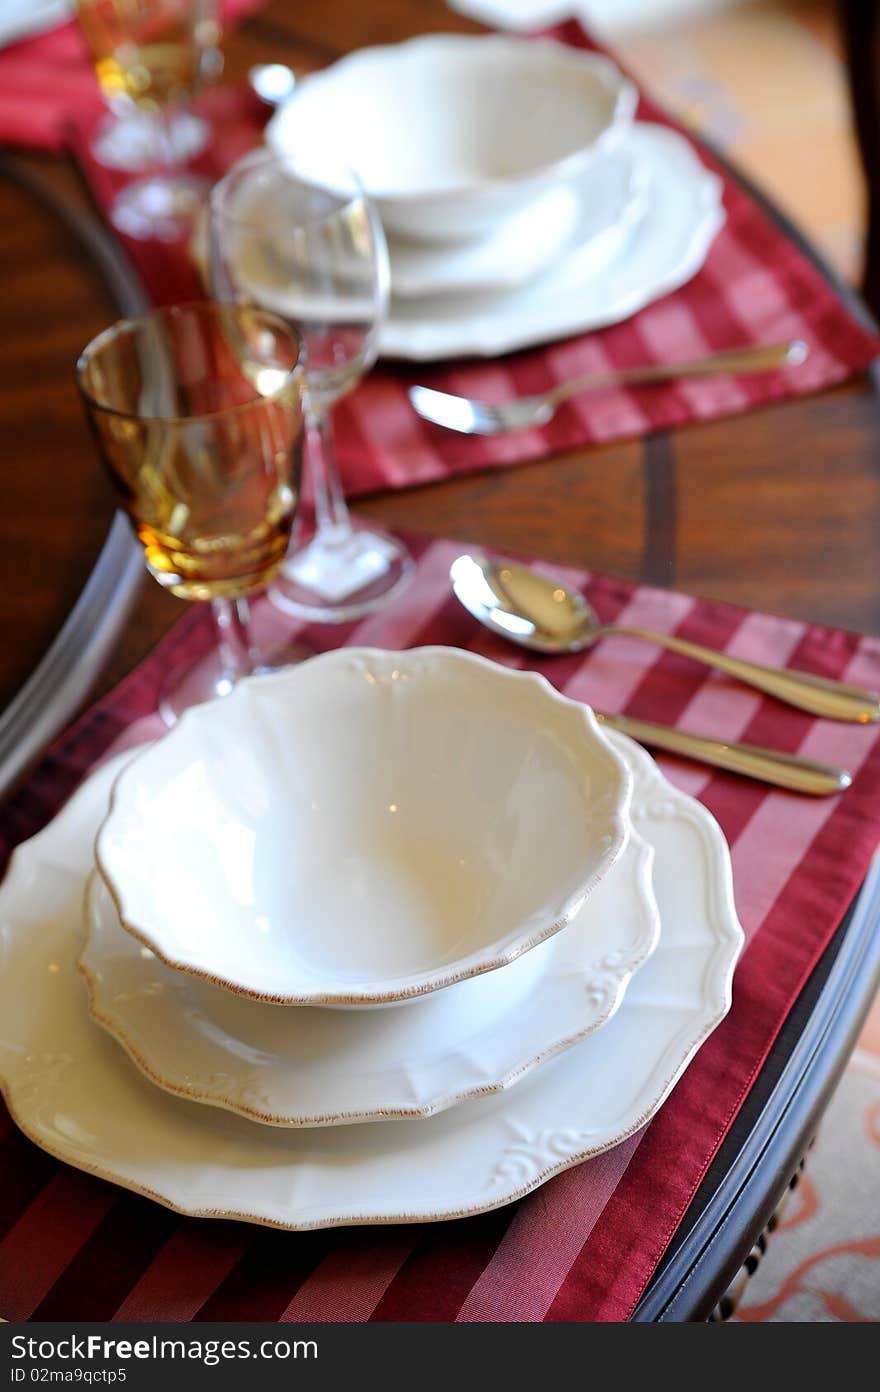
left=15, top=18, right=873, bottom=497
left=2, top=535, right=880, bottom=1321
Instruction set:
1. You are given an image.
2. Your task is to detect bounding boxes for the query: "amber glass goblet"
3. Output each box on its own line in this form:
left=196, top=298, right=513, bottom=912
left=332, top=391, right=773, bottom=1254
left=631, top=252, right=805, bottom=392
left=77, top=301, right=306, bottom=723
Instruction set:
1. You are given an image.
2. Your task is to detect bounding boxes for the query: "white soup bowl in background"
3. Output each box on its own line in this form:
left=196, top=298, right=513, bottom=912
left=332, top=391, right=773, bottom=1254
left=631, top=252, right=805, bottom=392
left=265, top=33, right=637, bottom=244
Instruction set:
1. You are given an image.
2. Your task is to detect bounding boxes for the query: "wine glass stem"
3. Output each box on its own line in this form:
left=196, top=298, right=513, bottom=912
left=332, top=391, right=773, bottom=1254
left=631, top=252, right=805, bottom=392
left=151, top=104, right=179, bottom=177
left=211, top=596, right=256, bottom=684
left=310, top=407, right=353, bottom=541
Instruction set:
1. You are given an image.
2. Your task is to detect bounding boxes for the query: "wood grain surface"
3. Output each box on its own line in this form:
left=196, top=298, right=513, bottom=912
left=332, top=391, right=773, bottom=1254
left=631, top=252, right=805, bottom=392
left=2, top=0, right=879, bottom=721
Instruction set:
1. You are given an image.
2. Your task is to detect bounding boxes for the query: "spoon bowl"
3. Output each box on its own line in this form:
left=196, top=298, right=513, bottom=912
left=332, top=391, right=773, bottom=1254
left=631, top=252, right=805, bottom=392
left=451, top=553, right=597, bottom=653
left=451, top=552, right=880, bottom=724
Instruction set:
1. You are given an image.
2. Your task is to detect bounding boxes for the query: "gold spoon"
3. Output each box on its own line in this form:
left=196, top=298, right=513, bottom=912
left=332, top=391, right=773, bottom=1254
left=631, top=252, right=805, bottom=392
left=449, top=554, right=858, bottom=794
left=450, top=554, right=880, bottom=724
left=412, top=342, right=807, bottom=435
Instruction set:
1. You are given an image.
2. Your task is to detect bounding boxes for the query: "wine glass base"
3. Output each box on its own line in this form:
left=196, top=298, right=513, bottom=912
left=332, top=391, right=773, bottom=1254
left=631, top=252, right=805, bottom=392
left=111, top=174, right=210, bottom=243
left=92, top=110, right=210, bottom=172
left=269, top=526, right=414, bottom=623
left=157, top=637, right=311, bottom=727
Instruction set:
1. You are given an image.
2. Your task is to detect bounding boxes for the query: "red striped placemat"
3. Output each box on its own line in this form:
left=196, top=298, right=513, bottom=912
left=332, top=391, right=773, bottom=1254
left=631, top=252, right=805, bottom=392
left=57, top=19, right=880, bottom=500
left=2, top=534, right=880, bottom=1321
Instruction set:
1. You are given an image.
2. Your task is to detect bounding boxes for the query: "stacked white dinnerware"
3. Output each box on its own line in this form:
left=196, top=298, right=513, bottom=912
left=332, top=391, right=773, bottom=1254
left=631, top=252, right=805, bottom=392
left=0, top=647, right=743, bottom=1228
left=264, top=34, right=726, bottom=360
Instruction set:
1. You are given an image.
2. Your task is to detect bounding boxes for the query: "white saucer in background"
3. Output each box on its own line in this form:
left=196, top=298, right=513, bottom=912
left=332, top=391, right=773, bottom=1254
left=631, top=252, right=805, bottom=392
left=380, top=122, right=725, bottom=361
left=389, top=146, right=645, bottom=299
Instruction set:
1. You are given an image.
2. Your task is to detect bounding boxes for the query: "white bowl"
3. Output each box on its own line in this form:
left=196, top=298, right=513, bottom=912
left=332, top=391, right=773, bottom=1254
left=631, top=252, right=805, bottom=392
left=95, top=647, right=632, bottom=1007
left=265, top=34, right=637, bottom=245
left=80, top=817, right=658, bottom=1126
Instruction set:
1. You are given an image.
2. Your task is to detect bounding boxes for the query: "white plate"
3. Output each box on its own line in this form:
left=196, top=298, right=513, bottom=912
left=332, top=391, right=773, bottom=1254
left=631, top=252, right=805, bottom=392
left=79, top=819, right=659, bottom=1127
left=95, top=649, right=632, bottom=1007
left=0, top=0, right=68, bottom=48
left=0, top=732, right=742, bottom=1229
left=388, top=148, right=645, bottom=299
left=379, top=122, right=725, bottom=360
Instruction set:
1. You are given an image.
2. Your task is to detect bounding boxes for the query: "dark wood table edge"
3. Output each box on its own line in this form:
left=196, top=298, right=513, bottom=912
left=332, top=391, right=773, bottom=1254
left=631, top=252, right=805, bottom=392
left=0, top=155, right=145, bottom=801
left=632, top=856, right=880, bottom=1320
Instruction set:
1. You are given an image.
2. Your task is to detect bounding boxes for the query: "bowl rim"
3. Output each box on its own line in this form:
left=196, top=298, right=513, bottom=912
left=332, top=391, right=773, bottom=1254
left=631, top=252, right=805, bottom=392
left=265, top=33, right=639, bottom=206
left=79, top=822, right=659, bottom=1126
left=94, top=646, right=634, bottom=1006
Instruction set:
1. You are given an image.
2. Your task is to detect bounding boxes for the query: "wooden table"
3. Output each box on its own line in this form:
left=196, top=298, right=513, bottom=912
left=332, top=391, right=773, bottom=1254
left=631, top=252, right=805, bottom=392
left=2, top=0, right=880, bottom=1321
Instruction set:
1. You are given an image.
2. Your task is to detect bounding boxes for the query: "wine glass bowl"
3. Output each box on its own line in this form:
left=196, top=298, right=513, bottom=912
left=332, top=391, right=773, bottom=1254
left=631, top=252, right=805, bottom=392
left=209, top=147, right=413, bottom=622
left=212, top=159, right=385, bottom=414
left=77, top=301, right=306, bottom=720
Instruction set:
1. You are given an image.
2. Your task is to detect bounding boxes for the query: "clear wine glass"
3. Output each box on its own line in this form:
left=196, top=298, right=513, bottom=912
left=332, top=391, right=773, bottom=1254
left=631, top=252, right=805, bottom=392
left=209, top=145, right=413, bottom=623
left=75, top=0, right=221, bottom=241
left=77, top=301, right=307, bottom=724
